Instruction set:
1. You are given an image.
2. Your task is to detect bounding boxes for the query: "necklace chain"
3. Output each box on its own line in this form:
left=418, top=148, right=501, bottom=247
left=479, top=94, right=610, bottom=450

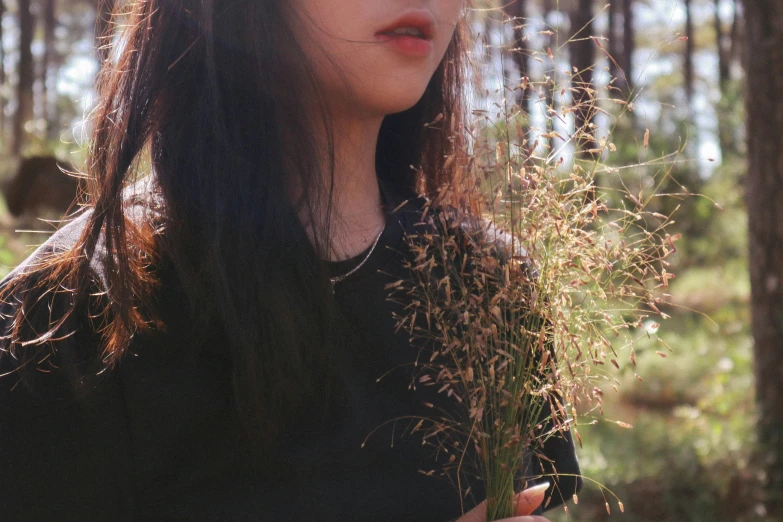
left=329, top=222, right=385, bottom=293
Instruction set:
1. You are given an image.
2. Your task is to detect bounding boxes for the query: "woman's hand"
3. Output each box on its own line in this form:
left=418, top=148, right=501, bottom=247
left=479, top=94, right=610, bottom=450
left=455, top=483, right=551, bottom=522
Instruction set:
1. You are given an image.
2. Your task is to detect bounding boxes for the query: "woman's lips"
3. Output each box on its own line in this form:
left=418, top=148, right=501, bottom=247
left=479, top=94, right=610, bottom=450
left=375, top=10, right=435, bottom=57
left=375, top=33, right=434, bottom=57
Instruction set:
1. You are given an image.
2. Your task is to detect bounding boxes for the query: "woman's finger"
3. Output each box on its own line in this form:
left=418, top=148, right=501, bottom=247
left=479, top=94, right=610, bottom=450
left=497, top=515, right=549, bottom=522
left=455, top=505, right=550, bottom=522
left=513, top=482, right=550, bottom=516
left=455, top=482, right=552, bottom=522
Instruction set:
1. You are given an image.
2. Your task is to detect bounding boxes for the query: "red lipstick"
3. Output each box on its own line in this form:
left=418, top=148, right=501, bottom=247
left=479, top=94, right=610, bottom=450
left=375, top=10, right=435, bottom=57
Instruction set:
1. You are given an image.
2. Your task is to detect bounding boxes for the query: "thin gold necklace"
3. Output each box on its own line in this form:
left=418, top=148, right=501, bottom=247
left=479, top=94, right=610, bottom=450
left=329, top=222, right=386, bottom=293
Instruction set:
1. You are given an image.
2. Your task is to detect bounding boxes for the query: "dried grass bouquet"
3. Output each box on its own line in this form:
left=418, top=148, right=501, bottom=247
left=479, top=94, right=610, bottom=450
left=383, top=6, right=684, bottom=520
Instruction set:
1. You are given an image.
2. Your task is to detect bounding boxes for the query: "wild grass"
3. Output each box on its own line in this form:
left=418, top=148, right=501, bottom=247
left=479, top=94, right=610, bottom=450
left=384, top=7, right=694, bottom=520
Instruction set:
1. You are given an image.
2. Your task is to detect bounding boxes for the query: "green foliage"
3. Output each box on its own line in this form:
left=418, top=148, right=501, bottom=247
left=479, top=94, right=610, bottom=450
left=548, top=285, right=758, bottom=521
left=546, top=146, right=757, bottom=520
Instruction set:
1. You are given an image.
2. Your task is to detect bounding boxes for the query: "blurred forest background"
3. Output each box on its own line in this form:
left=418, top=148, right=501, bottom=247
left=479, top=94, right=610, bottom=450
left=0, top=0, right=779, bottom=520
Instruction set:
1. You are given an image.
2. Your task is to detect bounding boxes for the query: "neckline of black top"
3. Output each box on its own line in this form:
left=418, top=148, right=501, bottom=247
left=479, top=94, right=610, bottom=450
left=324, top=177, right=416, bottom=282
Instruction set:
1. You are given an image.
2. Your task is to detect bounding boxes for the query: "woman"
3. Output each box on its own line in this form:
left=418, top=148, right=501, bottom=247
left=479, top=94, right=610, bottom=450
left=0, top=1, right=580, bottom=520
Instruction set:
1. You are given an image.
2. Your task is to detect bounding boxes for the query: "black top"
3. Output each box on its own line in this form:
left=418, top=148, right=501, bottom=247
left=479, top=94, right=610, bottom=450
left=0, top=177, right=581, bottom=521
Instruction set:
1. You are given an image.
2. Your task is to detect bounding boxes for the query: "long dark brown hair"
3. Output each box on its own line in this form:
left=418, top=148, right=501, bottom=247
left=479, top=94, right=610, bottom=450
left=0, top=0, right=468, bottom=447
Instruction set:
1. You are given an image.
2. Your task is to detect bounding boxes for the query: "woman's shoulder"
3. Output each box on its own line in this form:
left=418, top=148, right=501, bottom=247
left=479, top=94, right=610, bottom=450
left=0, top=175, right=162, bottom=292
left=0, top=176, right=164, bottom=383
left=0, top=211, right=90, bottom=290
left=395, top=189, right=529, bottom=267
left=452, top=209, right=528, bottom=263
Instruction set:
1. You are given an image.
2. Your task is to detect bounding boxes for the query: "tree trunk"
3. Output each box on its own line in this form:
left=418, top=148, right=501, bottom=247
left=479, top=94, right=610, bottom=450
left=501, top=0, right=528, bottom=82
left=498, top=0, right=530, bottom=137
left=42, top=0, right=57, bottom=139
left=0, top=0, right=6, bottom=136
left=742, top=0, right=783, bottom=518
left=608, top=0, right=620, bottom=84
left=13, top=0, right=34, bottom=156
left=714, top=0, right=735, bottom=156
left=0, top=0, right=4, bottom=87
left=730, top=0, right=744, bottom=72
left=621, top=0, right=635, bottom=91
left=570, top=0, right=597, bottom=154
left=714, top=0, right=729, bottom=87
left=684, top=0, right=694, bottom=107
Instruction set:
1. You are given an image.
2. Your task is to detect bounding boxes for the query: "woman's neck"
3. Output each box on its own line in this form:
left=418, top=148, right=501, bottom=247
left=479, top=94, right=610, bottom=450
left=295, top=114, right=388, bottom=262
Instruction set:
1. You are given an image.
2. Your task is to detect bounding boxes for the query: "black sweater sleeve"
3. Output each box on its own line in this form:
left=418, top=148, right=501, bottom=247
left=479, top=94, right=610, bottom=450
left=0, top=352, right=136, bottom=521
left=0, top=214, right=136, bottom=521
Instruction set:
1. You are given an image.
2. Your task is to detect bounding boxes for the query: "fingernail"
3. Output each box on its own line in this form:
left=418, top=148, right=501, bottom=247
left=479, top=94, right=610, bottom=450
left=521, top=482, right=550, bottom=497
left=514, top=482, right=551, bottom=516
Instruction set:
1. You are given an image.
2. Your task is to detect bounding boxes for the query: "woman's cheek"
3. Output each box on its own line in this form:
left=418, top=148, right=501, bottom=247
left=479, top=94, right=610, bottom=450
left=315, top=50, right=438, bottom=116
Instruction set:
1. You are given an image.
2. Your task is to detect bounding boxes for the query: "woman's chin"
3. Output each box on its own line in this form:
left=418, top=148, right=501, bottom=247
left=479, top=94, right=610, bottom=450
left=375, top=92, right=430, bottom=117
